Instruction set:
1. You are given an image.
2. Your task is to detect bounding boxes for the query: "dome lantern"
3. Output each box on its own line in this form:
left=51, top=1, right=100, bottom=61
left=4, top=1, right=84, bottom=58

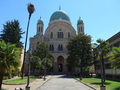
left=77, top=17, right=83, bottom=24
left=37, top=17, right=43, bottom=24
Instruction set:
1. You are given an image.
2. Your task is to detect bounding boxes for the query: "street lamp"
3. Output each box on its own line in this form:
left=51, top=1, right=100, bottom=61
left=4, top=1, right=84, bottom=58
left=98, top=47, right=106, bottom=90
left=44, top=59, right=46, bottom=81
left=25, top=48, right=31, bottom=90
left=26, top=48, right=32, bottom=90
left=21, top=3, right=35, bottom=90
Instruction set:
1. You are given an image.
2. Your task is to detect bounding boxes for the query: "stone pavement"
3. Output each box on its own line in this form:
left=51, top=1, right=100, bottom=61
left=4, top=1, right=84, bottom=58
left=37, top=75, right=94, bottom=90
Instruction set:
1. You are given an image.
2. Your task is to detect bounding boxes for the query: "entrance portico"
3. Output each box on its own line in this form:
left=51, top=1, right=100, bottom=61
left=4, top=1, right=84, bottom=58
left=53, top=55, right=68, bottom=73
left=57, top=56, right=64, bottom=72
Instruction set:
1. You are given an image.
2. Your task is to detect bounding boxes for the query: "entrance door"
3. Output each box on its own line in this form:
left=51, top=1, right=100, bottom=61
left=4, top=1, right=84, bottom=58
left=58, top=64, right=63, bottom=72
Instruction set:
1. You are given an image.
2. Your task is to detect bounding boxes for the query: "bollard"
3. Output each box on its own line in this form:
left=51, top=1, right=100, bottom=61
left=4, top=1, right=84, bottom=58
left=100, top=86, right=106, bottom=90
left=15, top=88, right=20, bottom=90
left=20, top=87, right=25, bottom=90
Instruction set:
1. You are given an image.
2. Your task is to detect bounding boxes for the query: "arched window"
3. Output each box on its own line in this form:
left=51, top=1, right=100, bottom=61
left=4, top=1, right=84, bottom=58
left=57, top=32, right=64, bottom=38
left=58, top=44, right=63, bottom=51
left=39, top=27, right=40, bottom=32
left=52, top=45, right=54, bottom=51
left=37, top=42, right=39, bottom=44
left=50, top=32, right=53, bottom=38
left=49, top=44, right=54, bottom=51
left=58, top=45, right=60, bottom=51
left=78, top=27, right=80, bottom=33
left=81, top=27, right=83, bottom=32
left=61, top=32, right=64, bottom=38
left=41, top=27, right=43, bottom=32
left=68, top=32, right=70, bottom=38
left=61, top=45, right=63, bottom=51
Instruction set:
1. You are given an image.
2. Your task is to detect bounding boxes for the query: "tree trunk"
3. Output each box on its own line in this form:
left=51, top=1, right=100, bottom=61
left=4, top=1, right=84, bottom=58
left=33, top=68, right=35, bottom=75
left=0, top=72, right=4, bottom=89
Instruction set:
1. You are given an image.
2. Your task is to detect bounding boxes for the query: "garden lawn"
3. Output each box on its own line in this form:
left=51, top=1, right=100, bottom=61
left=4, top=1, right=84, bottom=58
left=3, top=76, right=35, bottom=84
left=76, top=78, right=120, bottom=90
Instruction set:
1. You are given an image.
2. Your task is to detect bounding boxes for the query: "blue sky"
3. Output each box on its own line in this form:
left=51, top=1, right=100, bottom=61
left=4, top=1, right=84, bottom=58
left=0, top=0, right=120, bottom=50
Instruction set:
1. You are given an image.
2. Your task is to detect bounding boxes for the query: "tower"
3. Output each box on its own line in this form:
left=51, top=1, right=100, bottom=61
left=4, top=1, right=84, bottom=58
left=77, top=17, right=84, bottom=34
left=36, top=17, right=44, bottom=35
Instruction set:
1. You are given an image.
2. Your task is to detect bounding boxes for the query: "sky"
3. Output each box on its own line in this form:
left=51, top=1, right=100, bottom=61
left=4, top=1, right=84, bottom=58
left=0, top=0, right=120, bottom=50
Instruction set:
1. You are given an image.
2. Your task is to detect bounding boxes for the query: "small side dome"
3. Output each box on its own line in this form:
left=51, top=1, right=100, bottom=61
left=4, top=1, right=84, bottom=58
left=77, top=17, right=83, bottom=24
left=37, top=17, right=43, bottom=24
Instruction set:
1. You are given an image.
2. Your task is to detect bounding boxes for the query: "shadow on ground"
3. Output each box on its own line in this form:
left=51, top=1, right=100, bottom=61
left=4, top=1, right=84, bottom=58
left=54, top=74, right=73, bottom=78
left=114, top=87, right=120, bottom=90
left=90, top=82, right=111, bottom=85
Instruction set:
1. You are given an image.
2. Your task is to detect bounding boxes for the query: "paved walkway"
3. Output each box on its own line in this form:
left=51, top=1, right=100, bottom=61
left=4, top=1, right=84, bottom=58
left=37, top=75, right=94, bottom=90
left=2, top=75, right=52, bottom=90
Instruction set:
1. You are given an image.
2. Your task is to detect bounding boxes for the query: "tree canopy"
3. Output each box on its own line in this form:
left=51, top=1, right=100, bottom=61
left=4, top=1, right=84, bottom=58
left=0, top=20, right=24, bottom=47
left=42, top=58, right=53, bottom=69
left=30, top=56, right=41, bottom=74
left=33, top=42, right=52, bottom=60
left=66, top=33, right=92, bottom=68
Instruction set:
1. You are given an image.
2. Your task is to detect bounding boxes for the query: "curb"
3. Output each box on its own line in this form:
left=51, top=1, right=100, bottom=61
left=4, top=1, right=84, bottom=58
left=75, top=78, right=96, bottom=90
left=2, top=83, right=26, bottom=85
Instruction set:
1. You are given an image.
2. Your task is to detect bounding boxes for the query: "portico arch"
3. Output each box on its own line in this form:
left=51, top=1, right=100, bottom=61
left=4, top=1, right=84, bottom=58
left=57, top=56, right=64, bottom=72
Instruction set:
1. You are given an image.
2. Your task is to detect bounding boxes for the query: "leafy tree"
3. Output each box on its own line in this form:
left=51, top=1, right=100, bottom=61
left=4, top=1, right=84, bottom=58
left=109, top=47, right=120, bottom=69
left=30, top=56, right=41, bottom=75
left=42, top=58, right=53, bottom=79
left=33, top=42, right=52, bottom=60
left=0, top=20, right=24, bottom=47
left=32, top=42, right=53, bottom=75
left=0, top=40, right=21, bottom=89
left=41, top=58, right=53, bottom=70
left=66, top=33, right=92, bottom=73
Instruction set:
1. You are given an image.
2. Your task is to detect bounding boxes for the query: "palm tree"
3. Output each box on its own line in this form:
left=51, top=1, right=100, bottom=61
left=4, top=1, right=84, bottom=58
left=96, top=39, right=109, bottom=88
left=30, top=56, right=41, bottom=75
left=109, top=47, right=120, bottom=68
left=0, top=40, right=21, bottom=89
left=96, top=39, right=109, bottom=57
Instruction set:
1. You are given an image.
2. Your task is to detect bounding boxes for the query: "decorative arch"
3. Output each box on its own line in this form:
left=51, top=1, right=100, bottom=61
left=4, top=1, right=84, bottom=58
left=57, top=56, right=64, bottom=72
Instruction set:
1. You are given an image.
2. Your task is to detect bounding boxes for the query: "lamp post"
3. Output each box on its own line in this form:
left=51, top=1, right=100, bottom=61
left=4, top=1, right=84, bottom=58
left=98, top=47, right=106, bottom=90
left=26, top=48, right=32, bottom=90
left=44, top=59, right=46, bottom=80
left=21, top=3, right=34, bottom=90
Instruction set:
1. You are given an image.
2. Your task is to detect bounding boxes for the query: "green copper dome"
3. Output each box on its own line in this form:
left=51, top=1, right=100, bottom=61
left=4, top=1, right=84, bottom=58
left=50, top=10, right=70, bottom=22
left=77, top=17, right=83, bottom=24
left=37, top=17, right=43, bottom=24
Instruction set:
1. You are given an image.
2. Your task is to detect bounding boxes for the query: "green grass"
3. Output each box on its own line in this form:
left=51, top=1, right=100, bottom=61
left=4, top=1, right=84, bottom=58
left=76, top=77, right=120, bottom=90
left=3, top=76, right=35, bottom=84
